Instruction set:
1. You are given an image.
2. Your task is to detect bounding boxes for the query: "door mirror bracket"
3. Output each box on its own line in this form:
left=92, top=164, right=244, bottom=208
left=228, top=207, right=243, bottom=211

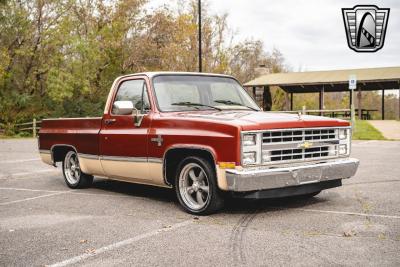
left=133, top=109, right=145, bottom=127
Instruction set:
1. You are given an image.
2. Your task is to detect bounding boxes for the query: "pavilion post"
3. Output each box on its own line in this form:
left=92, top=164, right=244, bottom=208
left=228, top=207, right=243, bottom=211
left=349, top=91, right=352, bottom=109
left=319, top=86, right=325, bottom=116
left=263, top=86, right=272, bottom=111
left=382, top=89, right=385, bottom=120
left=357, top=86, right=362, bottom=120
left=290, top=92, right=293, bottom=111
left=398, top=89, right=400, bottom=120
left=252, top=86, right=256, bottom=99
left=285, top=91, right=290, bottom=110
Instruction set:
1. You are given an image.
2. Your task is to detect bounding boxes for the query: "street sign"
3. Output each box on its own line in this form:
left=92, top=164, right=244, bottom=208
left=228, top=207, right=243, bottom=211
left=349, top=75, right=357, bottom=90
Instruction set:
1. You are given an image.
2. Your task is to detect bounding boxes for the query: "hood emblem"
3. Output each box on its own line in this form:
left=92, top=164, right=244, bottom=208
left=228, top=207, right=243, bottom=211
left=298, top=141, right=313, bottom=149
left=297, top=111, right=302, bottom=120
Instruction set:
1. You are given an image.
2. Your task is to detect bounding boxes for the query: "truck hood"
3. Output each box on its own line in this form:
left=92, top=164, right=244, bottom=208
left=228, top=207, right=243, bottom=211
left=167, top=110, right=349, bottom=131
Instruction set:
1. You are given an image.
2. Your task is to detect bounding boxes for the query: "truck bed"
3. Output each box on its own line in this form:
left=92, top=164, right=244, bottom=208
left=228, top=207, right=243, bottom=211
left=38, top=117, right=102, bottom=155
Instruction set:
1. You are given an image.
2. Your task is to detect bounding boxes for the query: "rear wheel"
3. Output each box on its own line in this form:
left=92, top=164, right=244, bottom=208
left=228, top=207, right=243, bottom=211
left=175, top=156, right=224, bottom=215
left=62, top=151, right=93, bottom=189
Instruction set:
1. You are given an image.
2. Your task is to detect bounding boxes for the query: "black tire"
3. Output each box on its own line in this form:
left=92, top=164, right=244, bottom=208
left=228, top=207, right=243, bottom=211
left=175, top=156, right=224, bottom=215
left=62, top=150, right=93, bottom=189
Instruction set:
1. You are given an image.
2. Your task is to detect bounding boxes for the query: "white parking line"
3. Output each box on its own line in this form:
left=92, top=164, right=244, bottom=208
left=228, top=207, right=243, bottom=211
left=0, top=187, right=62, bottom=193
left=0, top=187, right=143, bottom=199
left=0, top=169, right=58, bottom=179
left=47, top=219, right=194, bottom=267
left=298, top=208, right=400, bottom=219
left=0, top=191, right=67, bottom=206
left=0, top=158, right=41, bottom=164
left=352, top=140, right=378, bottom=146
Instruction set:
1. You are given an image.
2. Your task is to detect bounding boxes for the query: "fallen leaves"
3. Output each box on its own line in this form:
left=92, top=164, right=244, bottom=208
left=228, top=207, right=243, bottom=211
left=343, top=230, right=357, bottom=237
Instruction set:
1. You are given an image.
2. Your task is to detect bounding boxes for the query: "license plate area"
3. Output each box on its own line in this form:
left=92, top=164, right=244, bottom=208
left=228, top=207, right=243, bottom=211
left=297, top=167, right=322, bottom=184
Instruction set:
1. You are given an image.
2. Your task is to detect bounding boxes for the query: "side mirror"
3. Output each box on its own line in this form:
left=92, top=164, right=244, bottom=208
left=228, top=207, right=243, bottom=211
left=113, top=101, right=134, bottom=115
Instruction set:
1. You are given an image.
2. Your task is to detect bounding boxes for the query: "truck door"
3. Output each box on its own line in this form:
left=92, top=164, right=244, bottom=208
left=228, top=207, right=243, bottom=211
left=99, top=77, right=152, bottom=182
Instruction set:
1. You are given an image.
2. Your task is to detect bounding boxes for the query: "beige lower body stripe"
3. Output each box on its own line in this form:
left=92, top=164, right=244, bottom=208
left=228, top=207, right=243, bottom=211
left=47, top=219, right=194, bottom=267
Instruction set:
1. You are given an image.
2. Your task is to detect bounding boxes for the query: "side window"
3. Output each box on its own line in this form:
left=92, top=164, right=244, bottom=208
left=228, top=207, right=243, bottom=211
left=112, top=79, right=150, bottom=114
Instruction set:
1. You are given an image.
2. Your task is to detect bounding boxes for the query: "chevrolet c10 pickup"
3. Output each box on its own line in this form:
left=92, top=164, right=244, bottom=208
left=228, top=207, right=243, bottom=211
left=39, top=72, right=359, bottom=214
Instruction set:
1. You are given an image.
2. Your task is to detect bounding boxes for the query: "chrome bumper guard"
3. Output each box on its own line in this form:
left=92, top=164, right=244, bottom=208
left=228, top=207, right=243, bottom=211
left=225, top=158, right=359, bottom=192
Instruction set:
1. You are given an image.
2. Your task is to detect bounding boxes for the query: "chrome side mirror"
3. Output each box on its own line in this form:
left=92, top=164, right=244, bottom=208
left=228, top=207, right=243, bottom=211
left=113, top=100, right=145, bottom=127
left=113, top=101, right=134, bottom=115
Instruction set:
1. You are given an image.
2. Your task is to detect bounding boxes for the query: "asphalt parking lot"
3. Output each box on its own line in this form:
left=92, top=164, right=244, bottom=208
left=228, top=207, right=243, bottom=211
left=0, top=139, right=399, bottom=266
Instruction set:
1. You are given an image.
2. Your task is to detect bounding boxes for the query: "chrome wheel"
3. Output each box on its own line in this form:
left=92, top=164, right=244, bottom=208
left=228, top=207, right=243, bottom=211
left=178, top=163, right=210, bottom=211
left=64, top=151, right=81, bottom=185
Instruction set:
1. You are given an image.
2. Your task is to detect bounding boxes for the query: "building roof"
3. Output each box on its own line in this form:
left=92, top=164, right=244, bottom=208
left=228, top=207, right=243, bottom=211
left=244, top=66, right=400, bottom=93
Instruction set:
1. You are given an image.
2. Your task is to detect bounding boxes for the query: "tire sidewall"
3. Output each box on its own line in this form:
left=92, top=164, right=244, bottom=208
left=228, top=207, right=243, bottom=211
left=62, top=150, right=81, bottom=189
left=175, top=156, right=221, bottom=215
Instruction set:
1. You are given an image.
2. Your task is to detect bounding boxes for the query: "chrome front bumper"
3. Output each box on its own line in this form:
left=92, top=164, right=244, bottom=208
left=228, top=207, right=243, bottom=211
left=225, top=158, right=359, bottom=192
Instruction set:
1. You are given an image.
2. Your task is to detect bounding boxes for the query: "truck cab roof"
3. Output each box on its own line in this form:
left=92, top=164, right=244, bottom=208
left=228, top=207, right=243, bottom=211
left=115, top=71, right=236, bottom=80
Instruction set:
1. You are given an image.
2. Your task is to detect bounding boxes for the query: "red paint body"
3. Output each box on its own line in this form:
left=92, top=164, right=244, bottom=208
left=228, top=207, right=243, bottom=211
left=39, top=73, right=349, bottom=165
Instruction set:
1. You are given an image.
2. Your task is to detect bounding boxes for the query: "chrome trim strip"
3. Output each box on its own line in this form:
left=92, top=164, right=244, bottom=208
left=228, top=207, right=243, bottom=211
left=100, top=155, right=147, bottom=162
left=39, top=149, right=51, bottom=154
left=76, top=153, right=164, bottom=163
left=148, top=157, right=163, bottom=163
left=78, top=153, right=99, bottom=160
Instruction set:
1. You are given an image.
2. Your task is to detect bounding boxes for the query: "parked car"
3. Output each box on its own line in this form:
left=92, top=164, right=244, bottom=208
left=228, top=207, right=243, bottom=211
left=38, top=72, right=359, bottom=214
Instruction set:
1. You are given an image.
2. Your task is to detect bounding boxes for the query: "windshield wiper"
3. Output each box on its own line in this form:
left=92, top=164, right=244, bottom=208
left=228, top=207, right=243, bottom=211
left=171, top=102, right=222, bottom=111
left=214, top=100, right=259, bottom=111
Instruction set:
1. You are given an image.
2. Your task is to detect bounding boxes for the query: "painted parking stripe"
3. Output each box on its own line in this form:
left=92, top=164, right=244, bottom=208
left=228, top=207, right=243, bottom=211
left=0, top=187, right=135, bottom=198
left=0, top=192, right=67, bottom=206
left=298, top=208, right=400, bottom=219
left=0, top=169, right=58, bottom=179
left=352, top=140, right=378, bottom=146
left=47, top=219, right=194, bottom=267
left=0, top=158, right=41, bottom=164
left=0, top=187, right=62, bottom=193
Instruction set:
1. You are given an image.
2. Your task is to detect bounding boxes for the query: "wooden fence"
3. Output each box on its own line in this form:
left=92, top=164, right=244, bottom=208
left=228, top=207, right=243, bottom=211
left=13, top=119, right=42, bottom=137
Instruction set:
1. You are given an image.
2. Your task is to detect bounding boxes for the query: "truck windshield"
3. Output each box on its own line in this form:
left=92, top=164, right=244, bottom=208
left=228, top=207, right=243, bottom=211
left=152, top=75, right=261, bottom=112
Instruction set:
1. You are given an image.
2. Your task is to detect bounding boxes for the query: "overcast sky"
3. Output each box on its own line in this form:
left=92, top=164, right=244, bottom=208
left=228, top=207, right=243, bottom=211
left=147, top=0, right=399, bottom=72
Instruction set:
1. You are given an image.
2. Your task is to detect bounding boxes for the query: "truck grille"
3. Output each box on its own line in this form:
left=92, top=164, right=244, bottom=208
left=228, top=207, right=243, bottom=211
left=262, top=128, right=340, bottom=164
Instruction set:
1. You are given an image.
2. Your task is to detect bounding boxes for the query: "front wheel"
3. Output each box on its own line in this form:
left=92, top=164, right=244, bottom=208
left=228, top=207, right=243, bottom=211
left=62, top=151, right=93, bottom=189
left=175, top=156, right=224, bottom=215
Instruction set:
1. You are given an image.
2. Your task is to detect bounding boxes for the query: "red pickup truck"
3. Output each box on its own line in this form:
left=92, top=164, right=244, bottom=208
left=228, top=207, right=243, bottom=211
left=39, top=72, right=359, bottom=214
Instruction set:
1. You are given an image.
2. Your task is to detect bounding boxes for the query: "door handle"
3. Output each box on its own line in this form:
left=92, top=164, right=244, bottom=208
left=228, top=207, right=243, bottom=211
left=104, top=118, right=116, bottom=125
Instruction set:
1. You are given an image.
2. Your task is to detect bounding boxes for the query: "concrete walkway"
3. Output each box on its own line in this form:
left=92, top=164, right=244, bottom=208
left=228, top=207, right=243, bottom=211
left=369, top=120, right=400, bottom=140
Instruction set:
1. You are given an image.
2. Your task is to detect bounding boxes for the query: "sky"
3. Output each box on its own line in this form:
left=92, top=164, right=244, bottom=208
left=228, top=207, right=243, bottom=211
left=147, top=0, right=400, bottom=72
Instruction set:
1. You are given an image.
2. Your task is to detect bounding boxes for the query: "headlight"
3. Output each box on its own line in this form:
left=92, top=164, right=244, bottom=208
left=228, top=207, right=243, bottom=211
left=339, top=144, right=347, bottom=155
left=339, top=129, right=347, bottom=140
left=243, top=152, right=256, bottom=164
left=243, top=134, right=256, bottom=146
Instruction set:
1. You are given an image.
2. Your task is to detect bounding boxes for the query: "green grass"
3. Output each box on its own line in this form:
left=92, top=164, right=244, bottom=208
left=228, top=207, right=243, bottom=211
left=352, top=120, right=386, bottom=140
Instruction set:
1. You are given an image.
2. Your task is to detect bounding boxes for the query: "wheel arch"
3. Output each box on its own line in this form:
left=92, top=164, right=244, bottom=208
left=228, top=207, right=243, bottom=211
left=163, top=145, right=218, bottom=187
left=51, top=144, right=78, bottom=164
